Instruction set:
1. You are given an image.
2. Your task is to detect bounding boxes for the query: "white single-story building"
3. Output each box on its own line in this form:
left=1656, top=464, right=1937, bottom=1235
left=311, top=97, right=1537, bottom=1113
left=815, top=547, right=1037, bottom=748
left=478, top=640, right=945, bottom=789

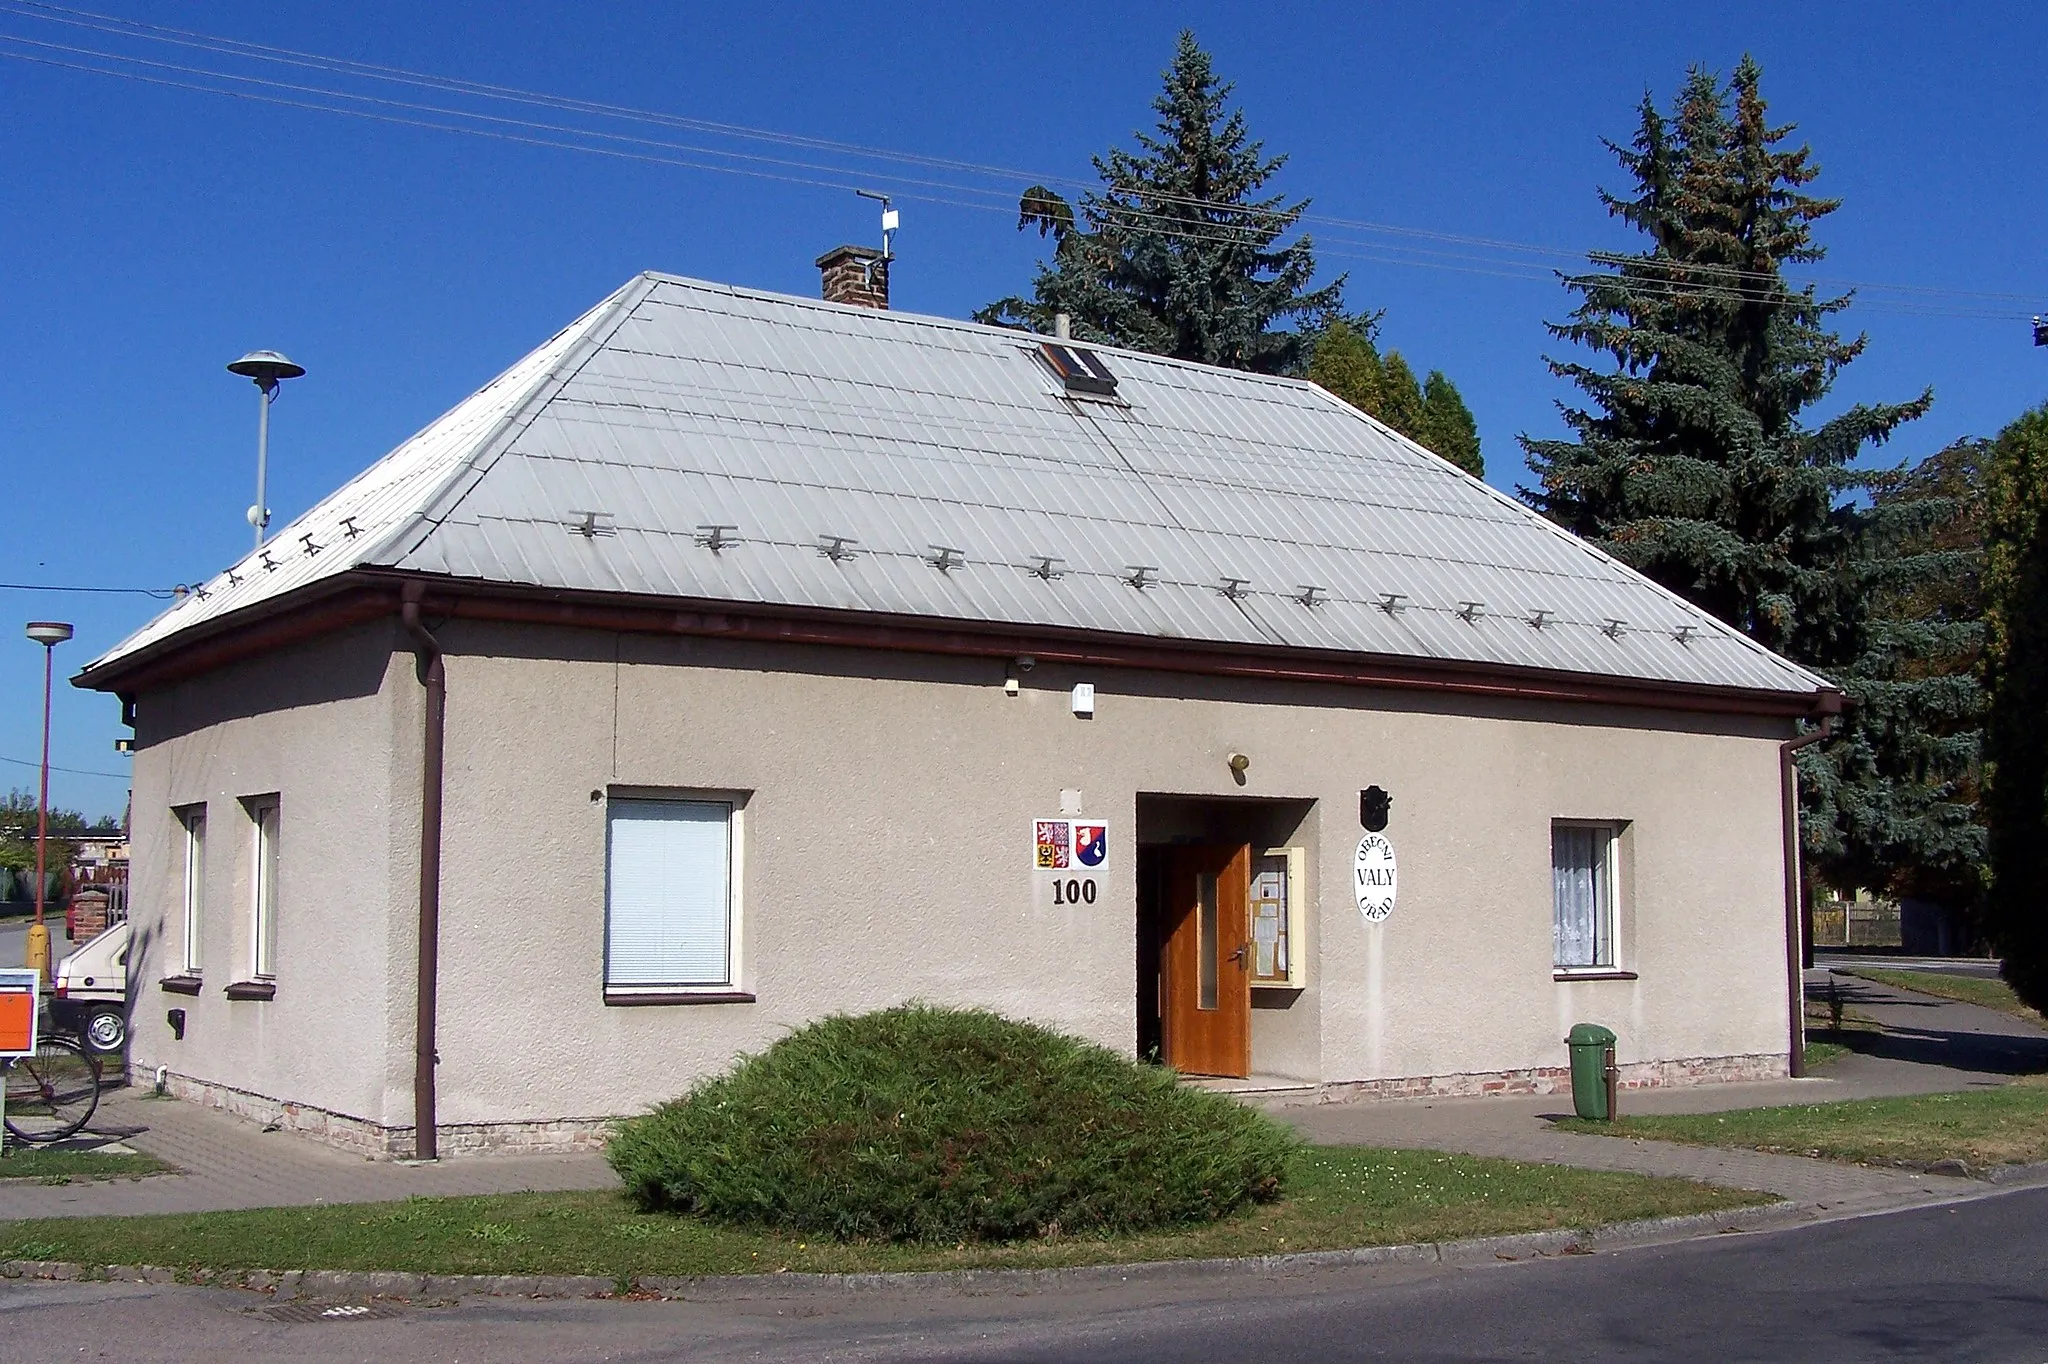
left=80, top=251, right=1838, bottom=1157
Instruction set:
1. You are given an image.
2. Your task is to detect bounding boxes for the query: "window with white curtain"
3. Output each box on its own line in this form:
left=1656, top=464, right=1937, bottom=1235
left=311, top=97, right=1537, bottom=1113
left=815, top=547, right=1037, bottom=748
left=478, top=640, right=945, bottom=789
left=1552, top=822, right=1620, bottom=970
left=178, top=805, right=206, bottom=975
left=606, top=797, right=736, bottom=992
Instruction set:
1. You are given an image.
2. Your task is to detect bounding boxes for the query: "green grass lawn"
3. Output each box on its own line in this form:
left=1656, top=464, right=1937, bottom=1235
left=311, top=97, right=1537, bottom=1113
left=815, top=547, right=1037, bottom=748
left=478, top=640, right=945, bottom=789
left=1557, top=1076, right=2048, bottom=1171
left=0, top=1146, right=1766, bottom=1278
left=0, top=1147, right=167, bottom=1184
left=1844, top=968, right=2046, bottom=1025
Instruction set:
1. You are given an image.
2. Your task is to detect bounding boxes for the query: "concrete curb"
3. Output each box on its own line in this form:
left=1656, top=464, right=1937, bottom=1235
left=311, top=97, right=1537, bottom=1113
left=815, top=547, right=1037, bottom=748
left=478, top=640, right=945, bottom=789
left=0, top=1200, right=1812, bottom=1305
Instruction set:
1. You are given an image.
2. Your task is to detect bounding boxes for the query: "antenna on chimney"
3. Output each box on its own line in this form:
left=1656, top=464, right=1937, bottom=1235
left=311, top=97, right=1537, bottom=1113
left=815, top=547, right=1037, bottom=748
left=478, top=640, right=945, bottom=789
left=855, top=189, right=897, bottom=261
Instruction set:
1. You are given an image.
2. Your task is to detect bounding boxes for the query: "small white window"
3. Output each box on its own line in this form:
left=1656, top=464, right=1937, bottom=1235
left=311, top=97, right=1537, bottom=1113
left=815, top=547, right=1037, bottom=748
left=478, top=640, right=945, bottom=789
left=178, top=805, right=206, bottom=975
left=606, top=798, right=737, bottom=992
left=245, top=795, right=280, bottom=979
left=1553, top=822, right=1621, bottom=971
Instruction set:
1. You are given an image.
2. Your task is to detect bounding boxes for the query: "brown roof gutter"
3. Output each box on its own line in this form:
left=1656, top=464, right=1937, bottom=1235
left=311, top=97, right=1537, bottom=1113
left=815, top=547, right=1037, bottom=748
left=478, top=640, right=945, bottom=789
left=399, top=583, right=445, bottom=1162
left=75, top=569, right=1844, bottom=721
left=1780, top=717, right=1836, bottom=1078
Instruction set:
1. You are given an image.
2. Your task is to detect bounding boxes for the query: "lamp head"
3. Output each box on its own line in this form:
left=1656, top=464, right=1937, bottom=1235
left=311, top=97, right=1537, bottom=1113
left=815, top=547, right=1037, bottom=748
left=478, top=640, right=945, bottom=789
left=25, top=621, right=73, bottom=647
left=227, top=350, right=306, bottom=388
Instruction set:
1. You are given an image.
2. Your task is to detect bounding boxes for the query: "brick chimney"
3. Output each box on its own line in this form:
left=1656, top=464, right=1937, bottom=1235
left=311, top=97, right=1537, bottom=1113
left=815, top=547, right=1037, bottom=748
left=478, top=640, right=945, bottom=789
left=816, top=244, right=888, bottom=309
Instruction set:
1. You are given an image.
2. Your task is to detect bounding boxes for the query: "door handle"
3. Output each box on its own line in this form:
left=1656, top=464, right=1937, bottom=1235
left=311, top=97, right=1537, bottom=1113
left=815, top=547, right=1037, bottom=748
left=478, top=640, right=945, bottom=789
left=1229, top=945, right=1248, bottom=968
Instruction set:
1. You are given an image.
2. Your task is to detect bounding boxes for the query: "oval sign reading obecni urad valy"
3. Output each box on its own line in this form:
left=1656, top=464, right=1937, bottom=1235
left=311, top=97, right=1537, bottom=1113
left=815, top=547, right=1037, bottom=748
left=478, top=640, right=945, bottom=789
left=1354, top=833, right=1397, bottom=923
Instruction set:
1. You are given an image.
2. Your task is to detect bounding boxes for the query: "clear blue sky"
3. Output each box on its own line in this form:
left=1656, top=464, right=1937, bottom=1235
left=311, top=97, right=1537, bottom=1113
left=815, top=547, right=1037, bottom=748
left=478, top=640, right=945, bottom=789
left=3, top=1, right=2043, bottom=819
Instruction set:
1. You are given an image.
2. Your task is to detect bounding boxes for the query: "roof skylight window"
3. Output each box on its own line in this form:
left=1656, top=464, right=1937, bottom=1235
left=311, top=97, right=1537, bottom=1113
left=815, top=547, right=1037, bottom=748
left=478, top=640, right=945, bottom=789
left=1038, top=343, right=1119, bottom=397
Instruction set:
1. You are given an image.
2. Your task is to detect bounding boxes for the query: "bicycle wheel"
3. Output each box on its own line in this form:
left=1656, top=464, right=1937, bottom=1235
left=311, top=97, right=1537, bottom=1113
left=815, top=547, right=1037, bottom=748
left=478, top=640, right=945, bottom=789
left=4, top=1034, right=101, bottom=1144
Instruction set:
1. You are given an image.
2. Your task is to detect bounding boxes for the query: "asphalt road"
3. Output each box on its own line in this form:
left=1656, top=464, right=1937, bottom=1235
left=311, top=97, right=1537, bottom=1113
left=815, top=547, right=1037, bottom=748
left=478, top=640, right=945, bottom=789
left=5, top=1186, right=2046, bottom=1363
left=1815, top=953, right=2007, bottom=981
left=0, top=917, right=30, bottom=971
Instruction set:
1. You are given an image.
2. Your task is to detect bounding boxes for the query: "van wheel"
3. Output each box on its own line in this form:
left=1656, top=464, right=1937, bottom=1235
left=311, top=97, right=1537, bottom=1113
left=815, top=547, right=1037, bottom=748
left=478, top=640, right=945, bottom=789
left=83, top=1008, right=127, bottom=1054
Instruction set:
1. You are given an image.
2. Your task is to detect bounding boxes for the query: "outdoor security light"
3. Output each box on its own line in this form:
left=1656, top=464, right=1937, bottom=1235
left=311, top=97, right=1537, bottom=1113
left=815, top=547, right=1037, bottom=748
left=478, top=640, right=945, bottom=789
left=24, top=621, right=73, bottom=646
left=1360, top=786, right=1393, bottom=832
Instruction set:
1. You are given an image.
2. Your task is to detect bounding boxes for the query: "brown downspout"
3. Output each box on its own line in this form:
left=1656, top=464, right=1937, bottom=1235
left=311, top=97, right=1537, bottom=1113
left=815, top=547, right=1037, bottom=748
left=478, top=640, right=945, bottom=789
left=1781, top=716, right=1835, bottom=1079
left=400, top=584, right=445, bottom=1161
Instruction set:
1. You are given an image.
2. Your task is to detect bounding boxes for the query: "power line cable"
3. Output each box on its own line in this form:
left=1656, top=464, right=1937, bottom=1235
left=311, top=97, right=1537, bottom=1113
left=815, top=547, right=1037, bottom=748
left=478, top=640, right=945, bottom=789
left=11, top=0, right=2036, bottom=309
left=6, top=0, right=2037, bottom=311
left=0, top=581, right=180, bottom=598
left=0, top=754, right=129, bottom=781
left=0, top=40, right=2007, bottom=321
left=0, top=19, right=2032, bottom=320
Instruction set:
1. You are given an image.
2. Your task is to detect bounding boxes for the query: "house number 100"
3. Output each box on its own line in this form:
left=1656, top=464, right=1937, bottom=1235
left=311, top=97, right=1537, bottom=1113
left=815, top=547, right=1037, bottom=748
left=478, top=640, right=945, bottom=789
left=1051, top=878, right=1098, bottom=905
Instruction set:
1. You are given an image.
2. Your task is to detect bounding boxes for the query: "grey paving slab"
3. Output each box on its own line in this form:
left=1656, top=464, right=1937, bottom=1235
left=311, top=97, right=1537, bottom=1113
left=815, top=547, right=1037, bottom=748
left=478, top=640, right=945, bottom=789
left=0, top=1089, right=617, bottom=1221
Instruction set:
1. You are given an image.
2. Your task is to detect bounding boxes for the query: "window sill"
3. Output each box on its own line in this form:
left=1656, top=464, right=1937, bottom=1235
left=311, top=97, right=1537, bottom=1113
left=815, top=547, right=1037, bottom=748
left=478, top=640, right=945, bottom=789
left=224, top=979, right=277, bottom=1001
left=604, top=990, right=755, bottom=1007
left=159, top=974, right=203, bottom=996
left=1553, top=969, right=1638, bottom=982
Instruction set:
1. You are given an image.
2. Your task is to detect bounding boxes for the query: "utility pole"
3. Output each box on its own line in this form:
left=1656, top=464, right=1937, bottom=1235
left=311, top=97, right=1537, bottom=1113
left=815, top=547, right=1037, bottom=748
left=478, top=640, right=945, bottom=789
left=23, top=621, right=73, bottom=984
left=227, top=350, right=306, bottom=549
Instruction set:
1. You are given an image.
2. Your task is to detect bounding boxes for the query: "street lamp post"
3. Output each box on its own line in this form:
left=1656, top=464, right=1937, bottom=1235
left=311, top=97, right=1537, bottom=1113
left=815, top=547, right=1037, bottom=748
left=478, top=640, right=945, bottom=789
left=23, top=621, right=73, bottom=984
left=227, top=350, right=306, bottom=550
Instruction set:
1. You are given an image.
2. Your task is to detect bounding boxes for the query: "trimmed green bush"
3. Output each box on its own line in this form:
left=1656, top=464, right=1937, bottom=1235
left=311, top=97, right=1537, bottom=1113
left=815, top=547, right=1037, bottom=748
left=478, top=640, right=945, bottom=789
left=606, top=1005, right=1295, bottom=1243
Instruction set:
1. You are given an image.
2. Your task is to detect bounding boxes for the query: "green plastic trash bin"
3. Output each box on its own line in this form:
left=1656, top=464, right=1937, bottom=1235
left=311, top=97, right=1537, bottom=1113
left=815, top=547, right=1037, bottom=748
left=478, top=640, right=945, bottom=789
left=1567, top=1023, right=1618, bottom=1121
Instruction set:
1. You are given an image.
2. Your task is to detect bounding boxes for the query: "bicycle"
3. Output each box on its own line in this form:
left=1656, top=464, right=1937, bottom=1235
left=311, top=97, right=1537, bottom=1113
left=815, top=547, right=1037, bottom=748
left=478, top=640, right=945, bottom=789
left=3, top=1033, right=102, bottom=1146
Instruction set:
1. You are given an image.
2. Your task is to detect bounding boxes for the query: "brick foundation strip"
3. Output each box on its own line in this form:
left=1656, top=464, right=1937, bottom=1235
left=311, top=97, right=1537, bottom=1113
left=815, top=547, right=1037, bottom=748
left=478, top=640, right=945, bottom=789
left=2, top=1200, right=1833, bottom=1304
left=145, top=1053, right=1793, bottom=1158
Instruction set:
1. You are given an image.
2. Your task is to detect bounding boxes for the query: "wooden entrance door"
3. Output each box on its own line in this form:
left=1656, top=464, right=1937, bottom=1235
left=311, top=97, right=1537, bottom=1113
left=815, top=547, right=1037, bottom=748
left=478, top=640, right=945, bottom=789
left=1160, top=844, right=1252, bottom=1077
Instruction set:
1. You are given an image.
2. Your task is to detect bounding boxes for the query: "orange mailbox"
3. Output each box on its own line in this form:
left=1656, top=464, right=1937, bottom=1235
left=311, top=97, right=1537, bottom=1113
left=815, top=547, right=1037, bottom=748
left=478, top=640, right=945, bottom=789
left=0, top=969, right=38, bottom=1059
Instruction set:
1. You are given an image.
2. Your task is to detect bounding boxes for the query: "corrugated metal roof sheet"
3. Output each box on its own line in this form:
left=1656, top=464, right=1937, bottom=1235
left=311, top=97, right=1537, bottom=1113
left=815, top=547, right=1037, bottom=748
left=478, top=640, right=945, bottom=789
left=89, top=272, right=1831, bottom=697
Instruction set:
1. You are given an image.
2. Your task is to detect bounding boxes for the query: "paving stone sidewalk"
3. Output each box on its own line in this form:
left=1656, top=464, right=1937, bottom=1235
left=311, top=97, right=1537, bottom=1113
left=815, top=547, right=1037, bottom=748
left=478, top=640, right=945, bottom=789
left=1267, top=1085, right=1981, bottom=1217
left=0, top=1091, right=617, bottom=1221
left=1264, top=968, right=2048, bottom=1218
left=3, top=967, right=2039, bottom=1226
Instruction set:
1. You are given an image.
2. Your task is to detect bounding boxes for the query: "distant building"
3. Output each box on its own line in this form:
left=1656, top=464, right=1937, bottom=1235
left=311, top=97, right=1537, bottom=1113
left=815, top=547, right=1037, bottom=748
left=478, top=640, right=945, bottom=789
left=79, top=260, right=1837, bottom=1157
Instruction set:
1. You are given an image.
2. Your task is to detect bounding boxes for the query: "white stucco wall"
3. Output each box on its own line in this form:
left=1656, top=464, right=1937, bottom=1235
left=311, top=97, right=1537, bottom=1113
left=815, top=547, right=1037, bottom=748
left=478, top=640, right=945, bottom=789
left=124, top=621, right=419, bottom=1132
left=119, top=616, right=1797, bottom=1142
left=428, top=622, right=1796, bottom=1129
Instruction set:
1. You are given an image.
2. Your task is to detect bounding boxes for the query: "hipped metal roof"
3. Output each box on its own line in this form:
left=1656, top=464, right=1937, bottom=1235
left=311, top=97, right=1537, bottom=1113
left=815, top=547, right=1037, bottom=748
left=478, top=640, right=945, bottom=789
left=86, top=271, right=1833, bottom=700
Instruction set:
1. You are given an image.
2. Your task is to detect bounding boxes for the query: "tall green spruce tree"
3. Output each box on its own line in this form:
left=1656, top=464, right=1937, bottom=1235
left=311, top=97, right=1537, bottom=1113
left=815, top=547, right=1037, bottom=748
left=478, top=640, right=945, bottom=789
left=977, top=31, right=1341, bottom=372
left=1800, top=442, right=1986, bottom=905
left=1521, top=58, right=1973, bottom=899
left=980, top=31, right=1484, bottom=473
left=1983, top=404, right=2048, bottom=1010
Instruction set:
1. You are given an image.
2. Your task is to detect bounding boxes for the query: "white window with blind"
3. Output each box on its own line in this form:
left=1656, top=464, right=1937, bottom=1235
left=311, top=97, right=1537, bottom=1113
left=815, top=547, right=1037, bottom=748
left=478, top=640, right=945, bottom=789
left=177, top=805, right=206, bottom=976
left=1552, top=821, right=1624, bottom=974
left=605, top=796, right=744, bottom=998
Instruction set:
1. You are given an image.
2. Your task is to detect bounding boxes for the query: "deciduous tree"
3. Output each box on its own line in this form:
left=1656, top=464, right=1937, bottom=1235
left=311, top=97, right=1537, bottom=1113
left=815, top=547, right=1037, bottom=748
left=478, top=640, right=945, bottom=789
left=1306, top=317, right=1484, bottom=477
left=1983, top=404, right=2048, bottom=1010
